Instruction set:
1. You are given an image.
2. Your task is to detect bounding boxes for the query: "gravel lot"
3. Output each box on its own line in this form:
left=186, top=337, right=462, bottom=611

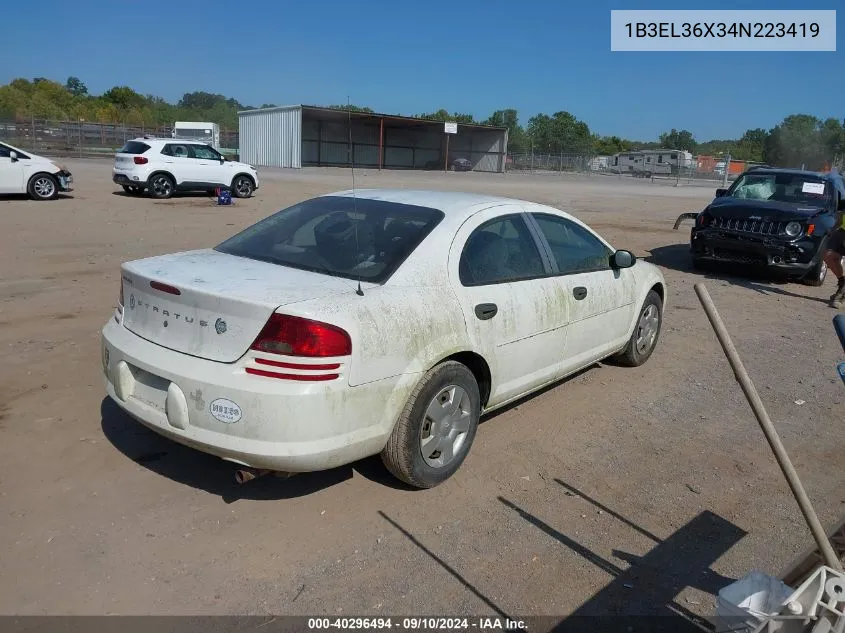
left=1, top=160, right=842, bottom=623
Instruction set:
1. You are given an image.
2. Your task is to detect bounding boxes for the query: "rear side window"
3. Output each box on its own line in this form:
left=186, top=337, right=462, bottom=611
left=215, top=196, right=444, bottom=284
left=459, top=215, right=546, bottom=286
left=118, top=141, right=150, bottom=154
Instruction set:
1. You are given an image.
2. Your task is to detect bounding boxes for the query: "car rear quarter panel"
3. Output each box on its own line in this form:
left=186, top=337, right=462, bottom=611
left=280, top=285, right=472, bottom=388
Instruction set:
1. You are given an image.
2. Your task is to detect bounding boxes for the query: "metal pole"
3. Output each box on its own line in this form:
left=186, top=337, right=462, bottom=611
left=694, top=283, right=843, bottom=572
left=722, top=153, right=731, bottom=188
left=379, top=118, right=383, bottom=171
left=444, top=133, right=449, bottom=173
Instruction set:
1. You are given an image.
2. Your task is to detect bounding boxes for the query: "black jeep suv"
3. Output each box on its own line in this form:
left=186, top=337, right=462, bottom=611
left=685, top=168, right=845, bottom=286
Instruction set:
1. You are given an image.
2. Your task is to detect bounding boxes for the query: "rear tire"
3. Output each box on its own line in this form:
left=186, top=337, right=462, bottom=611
left=148, top=173, right=174, bottom=199
left=231, top=175, right=254, bottom=198
left=27, top=173, right=58, bottom=200
left=381, top=361, right=480, bottom=489
left=801, top=257, right=829, bottom=287
left=614, top=290, right=663, bottom=367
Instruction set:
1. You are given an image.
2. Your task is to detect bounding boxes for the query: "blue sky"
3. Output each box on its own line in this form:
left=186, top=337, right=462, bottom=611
left=1, top=0, right=842, bottom=141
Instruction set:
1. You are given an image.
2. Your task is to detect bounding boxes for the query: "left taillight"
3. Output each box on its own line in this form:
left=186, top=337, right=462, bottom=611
left=133, top=156, right=148, bottom=165
left=250, top=314, right=352, bottom=358
left=697, top=213, right=711, bottom=227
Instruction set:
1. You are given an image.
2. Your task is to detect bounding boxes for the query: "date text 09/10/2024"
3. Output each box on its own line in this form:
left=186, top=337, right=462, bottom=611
left=307, top=617, right=528, bottom=631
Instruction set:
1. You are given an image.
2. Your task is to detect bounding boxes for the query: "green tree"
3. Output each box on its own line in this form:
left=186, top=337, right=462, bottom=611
left=527, top=111, right=591, bottom=153
left=658, top=128, right=697, bottom=152
left=762, top=114, right=841, bottom=169
left=102, top=86, right=146, bottom=111
left=65, top=76, right=88, bottom=97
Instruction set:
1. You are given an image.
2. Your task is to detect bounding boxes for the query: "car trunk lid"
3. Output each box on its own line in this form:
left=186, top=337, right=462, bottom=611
left=120, top=249, right=362, bottom=363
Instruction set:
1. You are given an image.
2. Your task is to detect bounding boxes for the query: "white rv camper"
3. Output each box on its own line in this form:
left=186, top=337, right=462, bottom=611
left=172, top=122, right=221, bottom=150
left=610, top=149, right=693, bottom=176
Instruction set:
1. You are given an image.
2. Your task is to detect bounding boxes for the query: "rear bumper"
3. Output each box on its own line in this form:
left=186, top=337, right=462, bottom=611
left=101, top=318, right=413, bottom=472
left=113, top=172, right=146, bottom=187
left=690, top=228, right=822, bottom=274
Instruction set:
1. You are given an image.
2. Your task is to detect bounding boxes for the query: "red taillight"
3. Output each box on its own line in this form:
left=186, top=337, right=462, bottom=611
left=133, top=156, right=148, bottom=165
left=150, top=280, right=181, bottom=295
left=250, top=314, right=351, bottom=357
left=697, top=213, right=710, bottom=227
left=807, top=224, right=815, bottom=236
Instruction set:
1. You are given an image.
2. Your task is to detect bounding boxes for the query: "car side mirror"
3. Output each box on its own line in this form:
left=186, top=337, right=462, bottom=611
left=612, top=249, right=636, bottom=269
left=219, top=157, right=225, bottom=164
left=715, top=188, right=727, bottom=197
left=9, top=151, right=18, bottom=162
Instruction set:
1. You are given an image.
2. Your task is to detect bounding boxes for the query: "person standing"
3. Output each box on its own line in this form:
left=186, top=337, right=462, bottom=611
left=827, top=203, right=845, bottom=307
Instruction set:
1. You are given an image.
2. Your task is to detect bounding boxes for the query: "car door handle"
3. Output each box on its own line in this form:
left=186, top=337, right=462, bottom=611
left=475, top=303, right=498, bottom=320
left=573, top=287, right=588, bottom=300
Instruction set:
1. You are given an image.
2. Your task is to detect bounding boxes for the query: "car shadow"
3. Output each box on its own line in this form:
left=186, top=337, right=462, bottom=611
left=111, top=190, right=216, bottom=199
left=1, top=193, right=75, bottom=202
left=646, top=243, right=831, bottom=305
left=100, top=397, right=416, bottom=503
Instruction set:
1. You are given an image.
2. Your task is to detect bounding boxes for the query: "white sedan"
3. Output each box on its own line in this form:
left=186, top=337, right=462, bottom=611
left=101, top=190, right=666, bottom=488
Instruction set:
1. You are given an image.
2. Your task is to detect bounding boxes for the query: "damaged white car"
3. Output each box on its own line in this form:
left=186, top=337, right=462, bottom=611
left=101, top=190, right=666, bottom=488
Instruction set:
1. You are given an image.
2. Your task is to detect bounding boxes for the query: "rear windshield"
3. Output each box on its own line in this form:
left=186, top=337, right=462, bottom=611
left=118, top=141, right=151, bottom=154
left=215, top=196, right=445, bottom=284
left=728, top=172, right=832, bottom=207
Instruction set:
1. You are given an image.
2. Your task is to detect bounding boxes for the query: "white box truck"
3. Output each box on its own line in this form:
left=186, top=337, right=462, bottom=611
left=172, top=122, right=220, bottom=150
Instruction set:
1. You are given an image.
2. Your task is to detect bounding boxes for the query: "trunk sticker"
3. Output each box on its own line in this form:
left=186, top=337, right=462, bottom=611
left=210, top=398, right=242, bottom=424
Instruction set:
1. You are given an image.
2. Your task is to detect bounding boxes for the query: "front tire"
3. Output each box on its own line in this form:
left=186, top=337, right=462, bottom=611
left=27, top=173, right=58, bottom=200
left=148, top=174, right=174, bottom=199
left=381, top=361, right=480, bottom=489
left=800, top=257, right=829, bottom=287
left=615, top=290, right=663, bottom=367
left=232, top=175, right=254, bottom=198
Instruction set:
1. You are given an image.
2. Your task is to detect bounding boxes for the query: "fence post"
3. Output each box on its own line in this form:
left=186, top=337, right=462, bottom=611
left=722, top=153, right=731, bottom=188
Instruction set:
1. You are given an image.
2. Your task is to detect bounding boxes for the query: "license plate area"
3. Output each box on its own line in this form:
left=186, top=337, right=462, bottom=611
left=128, top=364, right=170, bottom=413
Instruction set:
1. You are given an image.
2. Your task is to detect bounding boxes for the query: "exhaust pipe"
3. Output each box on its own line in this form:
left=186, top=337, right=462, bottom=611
left=234, top=467, right=271, bottom=484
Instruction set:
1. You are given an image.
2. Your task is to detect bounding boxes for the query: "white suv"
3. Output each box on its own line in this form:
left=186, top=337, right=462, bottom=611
left=112, top=137, right=259, bottom=199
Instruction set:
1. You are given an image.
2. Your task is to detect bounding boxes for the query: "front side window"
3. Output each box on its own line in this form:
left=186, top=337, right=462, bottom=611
left=531, top=213, right=613, bottom=275
left=190, top=145, right=221, bottom=160
left=459, top=215, right=545, bottom=286
left=215, top=196, right=444, bottom=284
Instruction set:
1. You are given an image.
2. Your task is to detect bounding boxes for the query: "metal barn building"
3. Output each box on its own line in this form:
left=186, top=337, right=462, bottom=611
left=238, top=105, right=508, bottom=172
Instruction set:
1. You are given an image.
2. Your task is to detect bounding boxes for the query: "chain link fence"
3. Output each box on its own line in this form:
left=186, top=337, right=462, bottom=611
left=0, top=118, right=240, bottom=159
left=504, top=150, right=767, bottom=187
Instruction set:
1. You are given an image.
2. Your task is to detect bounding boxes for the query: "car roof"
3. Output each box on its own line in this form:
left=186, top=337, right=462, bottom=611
left=322, top=188, right=566, bottom=221
left=743, top=167, right=834, bottom=179
left=127, top=137, right=206, bottom=146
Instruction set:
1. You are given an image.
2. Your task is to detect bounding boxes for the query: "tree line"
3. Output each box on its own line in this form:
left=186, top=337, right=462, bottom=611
left=1, top=76, right=843, bottom=170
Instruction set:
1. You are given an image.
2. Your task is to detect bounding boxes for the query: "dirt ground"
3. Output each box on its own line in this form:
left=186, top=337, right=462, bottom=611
left=1, top=161, right=843, bottom=622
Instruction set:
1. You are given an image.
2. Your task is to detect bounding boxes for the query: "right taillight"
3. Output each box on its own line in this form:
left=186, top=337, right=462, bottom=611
left=697, top=213, right=711, bottom=227
left=133, top=156, right=148, bottom=164
left=250, top=314, right=352, bottom=357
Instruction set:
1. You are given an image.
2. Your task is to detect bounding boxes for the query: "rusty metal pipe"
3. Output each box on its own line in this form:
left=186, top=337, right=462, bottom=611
left=694, top=283, right=843, bottom=572
left=234, top=468, right=271, bottom=484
